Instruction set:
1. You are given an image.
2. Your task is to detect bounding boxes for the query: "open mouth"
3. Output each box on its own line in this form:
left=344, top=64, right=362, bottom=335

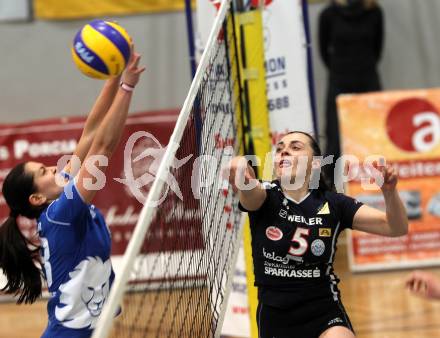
left=279, top=159, right=292, bottom=168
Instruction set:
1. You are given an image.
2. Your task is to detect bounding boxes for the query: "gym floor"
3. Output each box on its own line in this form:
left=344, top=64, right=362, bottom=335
left=1, top=238, right=439, bottom=338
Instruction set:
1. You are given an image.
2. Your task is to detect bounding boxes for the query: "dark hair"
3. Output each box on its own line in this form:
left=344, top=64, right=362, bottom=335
left=285, top=131, right=334, bottom=194
left=333, top=0, right=377, bottom=9
left=0, top=163, right=45, bottom=304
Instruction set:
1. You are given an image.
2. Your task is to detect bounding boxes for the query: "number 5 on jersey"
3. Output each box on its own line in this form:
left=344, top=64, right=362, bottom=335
left=288, top=227, right=310, bottom=256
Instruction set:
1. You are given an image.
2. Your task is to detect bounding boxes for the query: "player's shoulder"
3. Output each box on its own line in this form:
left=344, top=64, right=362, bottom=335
left=42, top=199, right=73, bottom=227
left=323, top=190, right=341, bottom=200
left=322, top=190, right=347, bottom=205
left=323, top=190, right=362, bottom=208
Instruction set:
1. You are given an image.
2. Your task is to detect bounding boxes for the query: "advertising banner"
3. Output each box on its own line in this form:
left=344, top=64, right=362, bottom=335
left=220, top=245, right=251, bottom=337
left=262, top=0, right=314, bottom=142
left=34, top=0, right=195, bottom=20
left=196, top=0, right=314, bottom=143
left=0, top=110, right=181, bottom=259
left=338, top=89, right=440, bottom=271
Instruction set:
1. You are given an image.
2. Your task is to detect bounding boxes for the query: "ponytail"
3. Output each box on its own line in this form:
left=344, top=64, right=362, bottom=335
left=0, top=162, right=45, bottom=304
left=318, top=169, right=334, bottom=194
left=0, top=216, right=42, bottom=304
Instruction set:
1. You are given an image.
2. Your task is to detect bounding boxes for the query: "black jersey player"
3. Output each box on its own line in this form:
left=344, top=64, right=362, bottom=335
left=225, top=132, right=408, bottom=338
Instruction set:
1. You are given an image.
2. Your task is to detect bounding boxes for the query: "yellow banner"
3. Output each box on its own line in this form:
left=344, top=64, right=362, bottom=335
left=338, top=89, right=440, bottom=271
left=35, top=0, right=195, bottom=19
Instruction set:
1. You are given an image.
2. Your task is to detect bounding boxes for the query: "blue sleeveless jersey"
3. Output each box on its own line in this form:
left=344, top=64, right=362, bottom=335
left=38, top=177, right=115, bottom=338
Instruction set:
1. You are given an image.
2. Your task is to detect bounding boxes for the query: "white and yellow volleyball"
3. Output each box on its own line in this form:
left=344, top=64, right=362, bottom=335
left=71, top=20, right=132, bottom=79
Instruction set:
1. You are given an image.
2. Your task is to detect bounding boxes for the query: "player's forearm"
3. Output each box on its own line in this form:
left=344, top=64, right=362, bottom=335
left=83, top=76, right=121, bottom=136
left=238, top=180, right=266, bottom=211
left=72, top=77, right=121, bottom=164
left=383, top=189, right=408, bottom=237
left=91, top=88, right=132, bottom=155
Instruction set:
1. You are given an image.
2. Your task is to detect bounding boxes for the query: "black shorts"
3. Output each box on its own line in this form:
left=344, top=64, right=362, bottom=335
left=256, top=295, right=353, bottom=338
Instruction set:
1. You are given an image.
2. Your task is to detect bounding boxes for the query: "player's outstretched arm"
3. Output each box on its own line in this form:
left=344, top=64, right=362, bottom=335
left=352, top=163, right=408, bottom=237
left=66, top=75, right=122, bottom=173
left=223, top=156, right=266, bottom=211
left=76, top=49, right=145, bottom=203
left=406, top=270, right=440, bottom=300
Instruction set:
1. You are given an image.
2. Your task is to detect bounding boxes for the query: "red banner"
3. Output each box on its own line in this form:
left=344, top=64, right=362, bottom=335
left=0, top=110, right=187, bottom=256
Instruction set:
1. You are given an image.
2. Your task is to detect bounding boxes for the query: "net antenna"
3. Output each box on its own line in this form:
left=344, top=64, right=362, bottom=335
left=92, top=0, right=245, bottom=336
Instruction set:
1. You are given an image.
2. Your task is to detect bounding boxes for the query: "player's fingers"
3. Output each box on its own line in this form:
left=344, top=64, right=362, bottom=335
left=129, top=53, right=141, bottom=68
left=405, top=275, right=415, bottom=288
left=382, top=166, right=392, bottom=183
left=414, top=279, right=426, bottom=294
left=388, top=172, right=397, bottom=184
left=134, top=66, right=146, bottom=74
left=386, top=165, right=395, bottom=176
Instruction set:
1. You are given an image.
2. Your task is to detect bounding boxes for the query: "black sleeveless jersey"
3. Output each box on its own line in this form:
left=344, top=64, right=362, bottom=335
left=240, top=180, right=363, bottom=308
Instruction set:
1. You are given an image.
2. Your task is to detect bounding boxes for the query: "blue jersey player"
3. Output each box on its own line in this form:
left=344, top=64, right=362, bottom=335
left=0, top=48, right=145, bottom=337
left=225, top=132, right=408, bottom=338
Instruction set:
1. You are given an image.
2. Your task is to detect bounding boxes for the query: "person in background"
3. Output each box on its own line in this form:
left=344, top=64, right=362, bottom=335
left=319, top=0, right=384, bottom=187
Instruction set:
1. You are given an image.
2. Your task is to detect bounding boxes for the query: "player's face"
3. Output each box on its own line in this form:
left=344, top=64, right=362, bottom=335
left=25, top=161, right=64, bottom=203
left=274, top=133, right=314, bottom=181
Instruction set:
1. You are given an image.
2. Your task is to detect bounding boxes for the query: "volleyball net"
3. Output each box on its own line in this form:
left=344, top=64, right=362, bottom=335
left=92, top=0, right=245, bottom=337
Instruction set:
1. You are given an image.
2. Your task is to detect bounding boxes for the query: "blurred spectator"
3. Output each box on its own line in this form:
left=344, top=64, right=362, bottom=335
left=319, top=0, right=384, bottom=186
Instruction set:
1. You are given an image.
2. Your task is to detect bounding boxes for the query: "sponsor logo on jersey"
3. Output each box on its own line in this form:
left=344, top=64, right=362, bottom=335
left=328, top=317, right=344, bottom=326
left=317, top=202, right=330, bottom=215
left=279, top=209, right=287, bottom=218
left=266, top=226, right=283, bottom=241
left=286, top=254, right=303, bottom=263
left=319, top=228, right=332, bottom=237
left=264, top=266, right=321, bottom=278
left=311, top=239, right=326, bottom=256
left=263, top=247, right=289, bottom=265
left=287, top=214, right=322, bottom=225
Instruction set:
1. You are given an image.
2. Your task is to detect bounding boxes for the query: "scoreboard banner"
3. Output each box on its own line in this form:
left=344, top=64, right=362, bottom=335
left=338, top=89, right=440, bottom=271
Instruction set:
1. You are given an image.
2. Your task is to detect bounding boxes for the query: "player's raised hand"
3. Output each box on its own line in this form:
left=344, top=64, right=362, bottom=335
left=405, top=270, right=440, bottom=300
left=222, top=156, right=258, bottom=192
left=372, top=158, right=398, bottom=192
left=122, top=45, right=146, bottom=88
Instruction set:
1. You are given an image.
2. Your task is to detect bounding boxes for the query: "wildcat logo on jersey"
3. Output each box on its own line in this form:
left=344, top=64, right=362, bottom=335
left=266, top=226, right=283, bottom=241
left=55, top=256, right=112, bottom=329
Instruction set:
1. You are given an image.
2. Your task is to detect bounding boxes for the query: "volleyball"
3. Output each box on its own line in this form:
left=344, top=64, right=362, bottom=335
left=71, top=20, right=132, bottom=79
